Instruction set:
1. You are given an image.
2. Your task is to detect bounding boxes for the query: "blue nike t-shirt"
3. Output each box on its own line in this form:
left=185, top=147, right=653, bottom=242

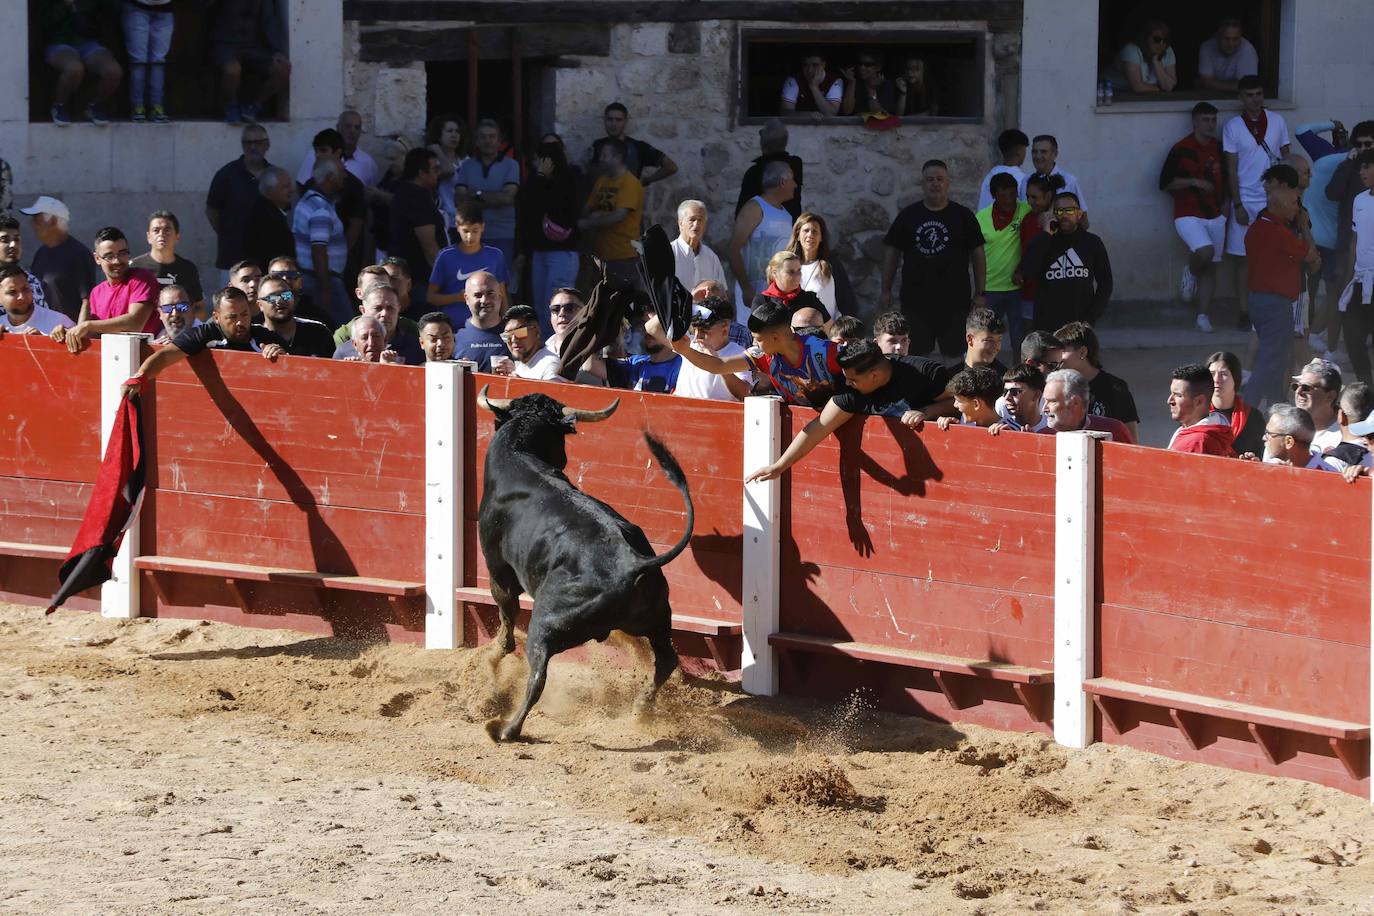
left=428, top=244, right=510, bottom=325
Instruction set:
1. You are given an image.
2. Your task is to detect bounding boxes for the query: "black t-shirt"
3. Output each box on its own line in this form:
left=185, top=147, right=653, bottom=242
left=590, top=135, right=664, bottom=180
left=831, top=356, right=951, bottom=417
left=130, top=253, right=205, bottom=306
left=1087, top=369, right=1139, bottom=425
left=29, top=235, right=98, bottom=321
left=388, top=180, right=446, bottom=280
left=253, top=316, right=335, bottom=357
left=948, top=357, right=1008, bottom=378
left=883, top=201, right=985, bottom=313
left=173, top=321, right=286, bottom=356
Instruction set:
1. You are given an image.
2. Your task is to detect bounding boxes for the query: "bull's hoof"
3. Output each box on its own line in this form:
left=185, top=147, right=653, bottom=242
left=484, top=717, right=524, bottom=743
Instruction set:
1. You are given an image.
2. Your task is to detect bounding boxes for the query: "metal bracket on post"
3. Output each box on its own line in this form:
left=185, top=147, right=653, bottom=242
left=1053, top=430, right=1106, bottom=748
left=99, top=334, right=144, bottom=619
left=424, top=360, right=466, bottom=650
left=741, top=396, right=782, bottom=696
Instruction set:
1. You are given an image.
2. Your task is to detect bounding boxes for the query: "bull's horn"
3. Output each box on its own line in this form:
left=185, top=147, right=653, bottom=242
left=476, top=385, right=512, bottom=412
left=563, top=398, right=620, bottom=423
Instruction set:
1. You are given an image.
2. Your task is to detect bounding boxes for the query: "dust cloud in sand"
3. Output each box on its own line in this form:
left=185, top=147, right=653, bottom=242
left=2, top=602, right=1373, bottom=914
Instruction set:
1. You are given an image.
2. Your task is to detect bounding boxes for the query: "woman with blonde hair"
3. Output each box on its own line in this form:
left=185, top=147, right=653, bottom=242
left=762, top=249, right=828, bottom=330
left=786, top=212, right=856, bottom=316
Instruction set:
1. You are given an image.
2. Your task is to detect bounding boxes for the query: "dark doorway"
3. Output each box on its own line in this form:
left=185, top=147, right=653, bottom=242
left=425, top=58, right=553, bottom=158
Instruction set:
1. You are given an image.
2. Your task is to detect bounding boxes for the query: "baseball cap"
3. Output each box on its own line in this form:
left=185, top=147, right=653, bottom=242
left=1292, top=358, right=1342, bottom=390
left=19, top=196, right=70, bottom=221
left=1349, top=410, right=1374, bottom=438
left=689, top=298, right=733, bottom=327
left=746, top=295, right=792, bottom=333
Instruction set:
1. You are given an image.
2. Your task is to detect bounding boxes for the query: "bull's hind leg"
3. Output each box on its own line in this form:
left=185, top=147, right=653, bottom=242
left=496, top=632, right=551, bottom=742
left=635, top=627, right=679, bottom=715
left=488, top=569, right=522, bottom=655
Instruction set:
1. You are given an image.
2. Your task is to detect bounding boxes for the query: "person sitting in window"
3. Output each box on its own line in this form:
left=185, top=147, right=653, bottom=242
left=842, top=49, right=899, bottom=116
left=787, top=212, right=856, bottom=318
left=40, top=0, right=125, bottom=126
left=780, top=51, right=843, bottom=118
left=208, top=0, right=292, bottom=124
left=895, top=56, right=935, bottom=116
left=1108, top=19, right=1178, bottom=95
left=1196, top=17, right=1260, bottom=93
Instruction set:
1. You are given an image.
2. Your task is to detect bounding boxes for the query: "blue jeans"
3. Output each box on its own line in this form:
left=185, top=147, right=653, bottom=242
left=1243, top=291, right=1295, bottom=409
left=531, top=249, right=578, bottom=336
left=984, top=290, right=1024, bottom=359
left=122, top=4, right=173, bottom=109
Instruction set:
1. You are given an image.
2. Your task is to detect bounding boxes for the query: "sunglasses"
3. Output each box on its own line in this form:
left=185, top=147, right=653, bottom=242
left=1053, top=207, right=1081, bottom=216
left=1028, top=359, right=1062, bottom=371
left=500, top=325, right=533, bottom=343
left=263, top=291, right=295, bottom=306
left=1151, top=34, right=1169, bottom=44
left=159, top=302, right=190, bottom=314
left=1004, top=386, right=1029, bottom=397
left=269, top=270, right=301, bottom=281
left=548, top=302, right=580, bottom=314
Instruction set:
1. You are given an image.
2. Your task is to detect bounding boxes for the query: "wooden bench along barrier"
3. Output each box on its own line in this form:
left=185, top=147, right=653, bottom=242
left=136, top=555, right=425, bottom=612
left=769, top=632, right=1053, bottom=722
left=1084, top=677, right=1370, bottom=779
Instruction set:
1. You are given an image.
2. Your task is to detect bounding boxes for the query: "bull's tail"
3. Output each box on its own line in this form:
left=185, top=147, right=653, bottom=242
left=633, top=432, right=695, bottom=573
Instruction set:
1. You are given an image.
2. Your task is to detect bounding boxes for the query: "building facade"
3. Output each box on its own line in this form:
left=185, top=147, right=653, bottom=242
left=8, top=0, right=1372, bottom=309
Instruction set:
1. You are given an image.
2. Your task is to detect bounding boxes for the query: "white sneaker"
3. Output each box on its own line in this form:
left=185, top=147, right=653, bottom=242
left=1196, top=313, right=1214, bottom=333
left=1180, top=266, right=1197, bottom=303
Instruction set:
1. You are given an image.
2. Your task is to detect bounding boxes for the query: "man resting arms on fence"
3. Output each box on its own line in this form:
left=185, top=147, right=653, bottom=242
left=744, top=339, right=954, bottom=482
left=121, top=287, right=285, bottom=397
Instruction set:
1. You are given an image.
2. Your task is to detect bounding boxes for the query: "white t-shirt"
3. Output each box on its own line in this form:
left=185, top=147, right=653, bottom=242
left=512, top=346, right=563, bottom=381
left=1222, top=111, right=1291, bottom=204
left=1030, top=166, right=1086, bottom=211
left=295, top=148, right=381, bottom=188
left=1198, top=36, right=1259, bottom=82
left=3, top=305, right=74, bottom=334
left=800, top=261, right=838, bottom=314
left=1352, top=192, right=1374, bottom=273
left=673, top=341, right=749, bottom=402
left=1311, top=420, right=1344, bottom=456
left=977, top=164, right=1027, bottom=211
left=671, top=236, right=727, bottom=293
left=781, top=76, right=843, bottom=107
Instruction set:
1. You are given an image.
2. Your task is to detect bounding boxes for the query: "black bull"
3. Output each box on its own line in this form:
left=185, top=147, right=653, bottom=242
left=476, top=386, right=695, bottom=741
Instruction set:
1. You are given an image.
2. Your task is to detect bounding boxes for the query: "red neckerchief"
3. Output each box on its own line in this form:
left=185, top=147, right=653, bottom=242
left=1243, top=109, right=1269, bottom=148
left=763, top=280, right=799, bottom=303
left=991, top=206, right=1016, bottom=231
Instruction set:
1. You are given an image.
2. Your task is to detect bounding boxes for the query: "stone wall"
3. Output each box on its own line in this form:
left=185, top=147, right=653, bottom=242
left=550, top=21, right=1015, bottom=321
left=343, top=18, right=1020, bottom=323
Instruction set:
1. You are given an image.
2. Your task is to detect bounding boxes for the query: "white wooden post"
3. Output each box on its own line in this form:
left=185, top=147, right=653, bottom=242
left=741, top=396, right=782, bottom=696
left=424, top=360, right=466, bottom=649
left=1053, top=430, right=1106, bottom=748
left=99, top=334, right=144, bottom=619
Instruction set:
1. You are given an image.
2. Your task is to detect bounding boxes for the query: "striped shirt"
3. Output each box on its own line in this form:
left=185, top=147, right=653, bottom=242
left=292, top=190, right=347, bottom=275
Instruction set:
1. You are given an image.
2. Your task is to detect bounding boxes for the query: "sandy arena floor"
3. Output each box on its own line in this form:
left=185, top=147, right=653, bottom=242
left=1, top=602, right=1372, bottom=915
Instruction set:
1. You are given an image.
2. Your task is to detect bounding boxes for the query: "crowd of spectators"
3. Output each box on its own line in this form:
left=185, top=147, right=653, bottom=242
left=5, top=43, right=1372, bottom=487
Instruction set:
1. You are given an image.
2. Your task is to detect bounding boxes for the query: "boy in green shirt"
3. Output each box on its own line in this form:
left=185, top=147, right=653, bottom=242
left=976, top=172, right=1032, bottom=353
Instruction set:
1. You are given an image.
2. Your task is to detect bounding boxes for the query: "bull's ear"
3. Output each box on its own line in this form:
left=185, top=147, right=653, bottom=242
left=560, top=415, right=579, bottom=432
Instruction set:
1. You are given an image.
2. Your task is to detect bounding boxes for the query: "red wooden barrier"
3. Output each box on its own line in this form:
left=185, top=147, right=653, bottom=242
left=135, top=349, right=427, bottom=641
left=1096, top=444, right=1370, bottom=792
left=0, top=336, right=102, bottom=610
left=776, top=410, right=1058, bottom=732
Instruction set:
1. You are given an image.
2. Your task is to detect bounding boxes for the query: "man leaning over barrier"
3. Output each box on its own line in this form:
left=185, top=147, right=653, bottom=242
left=120, top=287, right=285, bottom=398
left=744, top=339, right=954, bottom=483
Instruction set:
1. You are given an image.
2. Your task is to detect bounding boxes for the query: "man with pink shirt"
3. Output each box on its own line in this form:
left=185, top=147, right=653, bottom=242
left=50, top=226, right=160, bottom=353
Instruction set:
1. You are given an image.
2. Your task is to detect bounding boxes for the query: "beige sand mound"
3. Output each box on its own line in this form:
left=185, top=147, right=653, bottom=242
left=4, top=603, right=1374, bottom=914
